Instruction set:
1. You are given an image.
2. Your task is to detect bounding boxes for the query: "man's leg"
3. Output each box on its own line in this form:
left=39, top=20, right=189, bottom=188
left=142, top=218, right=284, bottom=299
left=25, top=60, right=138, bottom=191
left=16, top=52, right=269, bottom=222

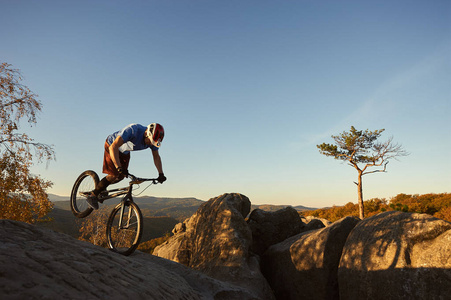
left=92, top=176, right=113, bottom=201
left=93, top=174, right=124, bottom=199
left=87, top=175, right=119, bottom=209
left=87, top=141, right=129, bottom=210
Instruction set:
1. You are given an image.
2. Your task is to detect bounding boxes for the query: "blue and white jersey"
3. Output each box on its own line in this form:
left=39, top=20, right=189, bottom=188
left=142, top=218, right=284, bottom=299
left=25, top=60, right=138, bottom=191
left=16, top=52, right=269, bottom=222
left=106, top=124, right=158, bottom=154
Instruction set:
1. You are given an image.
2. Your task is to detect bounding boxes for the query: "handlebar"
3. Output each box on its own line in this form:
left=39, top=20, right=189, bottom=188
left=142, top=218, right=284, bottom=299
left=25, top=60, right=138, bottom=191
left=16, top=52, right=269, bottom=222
left=128, top=174, right=159, bottom=185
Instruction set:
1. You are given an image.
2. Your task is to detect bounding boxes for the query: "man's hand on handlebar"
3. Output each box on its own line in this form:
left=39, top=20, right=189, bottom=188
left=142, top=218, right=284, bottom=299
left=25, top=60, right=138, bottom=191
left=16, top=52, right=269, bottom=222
left=157, top=173, right=166, bottom=183
left=117, top=167, right=129, bottom=177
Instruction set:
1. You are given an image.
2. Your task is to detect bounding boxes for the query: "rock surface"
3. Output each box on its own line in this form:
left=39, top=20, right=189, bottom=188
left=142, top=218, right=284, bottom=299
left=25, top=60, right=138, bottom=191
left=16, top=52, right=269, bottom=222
left=302, top=215, right=332, bottom=227
left=338, top=211, right=451, bottom=300
left=303, top=218, right=326, bottom=231
left=3, top=195, right=451, bottom=300
left=154, top=193, right=274, bottom=300
left=0, top=219, right=264, bottom=300
left=247, top=207, right=304, bottom=256
left=262, top=216, right=360, bottom=300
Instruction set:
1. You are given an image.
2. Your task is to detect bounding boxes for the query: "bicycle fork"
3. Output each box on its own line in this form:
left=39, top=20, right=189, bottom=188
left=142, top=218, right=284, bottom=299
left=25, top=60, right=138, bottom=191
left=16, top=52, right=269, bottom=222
left=118, top=198, right=132, bottom=229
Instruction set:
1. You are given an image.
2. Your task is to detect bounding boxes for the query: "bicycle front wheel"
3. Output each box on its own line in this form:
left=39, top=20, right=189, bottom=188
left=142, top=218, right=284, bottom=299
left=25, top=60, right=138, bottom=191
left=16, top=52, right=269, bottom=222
left=106, top=200, right=143, bottom=256
left=70, top=170, right=99, bottom=218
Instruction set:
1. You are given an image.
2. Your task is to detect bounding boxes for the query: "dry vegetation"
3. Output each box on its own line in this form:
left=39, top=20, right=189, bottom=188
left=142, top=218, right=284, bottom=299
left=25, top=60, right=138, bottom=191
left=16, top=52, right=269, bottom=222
left=301, top=193, right=451, bottom=223
left=138, top=234, right=171, bottom=254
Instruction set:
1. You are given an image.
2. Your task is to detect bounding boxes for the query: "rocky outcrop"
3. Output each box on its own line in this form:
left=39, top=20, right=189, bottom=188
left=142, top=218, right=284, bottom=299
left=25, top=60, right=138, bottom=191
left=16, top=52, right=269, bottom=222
left=0, top=219, right=261, bottom=300
left=338, top=211, right=451, bottom=300
left=151, top=198, right=451, bottom=300
left=302, top=215, right=332, bottom=227
left=3, top=193, right=451, bottom=300
left=303, top=218, right=327, bottom=231
left=247, top=207, right=304, bottom=256
left=261, top=216, right=360, bottom=300
left=154, top=193, right=274, bottom=300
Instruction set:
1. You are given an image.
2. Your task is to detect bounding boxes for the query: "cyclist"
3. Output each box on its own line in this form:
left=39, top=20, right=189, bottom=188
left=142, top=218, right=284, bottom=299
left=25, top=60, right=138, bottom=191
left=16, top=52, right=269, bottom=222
left=87, top=123, right=166, bottom=210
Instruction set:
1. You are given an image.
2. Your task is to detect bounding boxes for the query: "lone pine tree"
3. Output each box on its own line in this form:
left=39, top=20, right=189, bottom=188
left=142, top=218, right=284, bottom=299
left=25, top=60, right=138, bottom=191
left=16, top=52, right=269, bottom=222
left=317, top=126, right=408, bottom=219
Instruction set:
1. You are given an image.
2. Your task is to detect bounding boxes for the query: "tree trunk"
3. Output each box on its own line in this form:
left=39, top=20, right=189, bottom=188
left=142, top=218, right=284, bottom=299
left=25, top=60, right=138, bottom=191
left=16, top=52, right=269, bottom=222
left=357, top=172, right=365, bottom=219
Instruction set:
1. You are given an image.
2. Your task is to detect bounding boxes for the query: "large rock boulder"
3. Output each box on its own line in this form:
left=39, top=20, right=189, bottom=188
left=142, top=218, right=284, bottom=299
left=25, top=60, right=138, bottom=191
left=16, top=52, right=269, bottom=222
left=303, top=218, right=327, bottom=231
left=338, top=211, right=451, bottom=300
left=261, top=216, right=360, bottom=300
left=247, top=207, right=304, bottom=256
left=154, top=193, right=274, bottom=300
left=302, top=215, right=332, bottom=227
left=0, top=219, right=261, bottom=300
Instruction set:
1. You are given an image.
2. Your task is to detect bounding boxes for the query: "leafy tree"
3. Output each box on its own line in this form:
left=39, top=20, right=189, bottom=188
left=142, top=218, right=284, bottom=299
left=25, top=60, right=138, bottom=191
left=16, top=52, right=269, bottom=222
left=305, top=202, right=360, bottom=222
left=0, top=62, right=55, bottom=223
left=389, top=193, right=451, bottom=217
left=317, top=126, right=408, bottom=219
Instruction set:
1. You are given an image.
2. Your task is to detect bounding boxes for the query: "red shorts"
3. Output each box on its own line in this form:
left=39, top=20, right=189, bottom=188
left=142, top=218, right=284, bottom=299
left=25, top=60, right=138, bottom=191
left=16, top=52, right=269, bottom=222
left=102, top=141, right=130, bottom=176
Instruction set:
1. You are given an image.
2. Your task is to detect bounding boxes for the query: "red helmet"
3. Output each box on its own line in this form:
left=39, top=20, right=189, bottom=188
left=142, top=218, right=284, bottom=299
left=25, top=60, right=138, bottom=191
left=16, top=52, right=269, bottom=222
left=146, top=123, right=164, bottom=148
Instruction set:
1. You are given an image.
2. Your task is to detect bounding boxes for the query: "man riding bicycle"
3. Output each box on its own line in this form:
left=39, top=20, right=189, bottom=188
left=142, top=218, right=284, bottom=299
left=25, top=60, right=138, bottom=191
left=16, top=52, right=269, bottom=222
left=87, top=123, right=166, bottom=210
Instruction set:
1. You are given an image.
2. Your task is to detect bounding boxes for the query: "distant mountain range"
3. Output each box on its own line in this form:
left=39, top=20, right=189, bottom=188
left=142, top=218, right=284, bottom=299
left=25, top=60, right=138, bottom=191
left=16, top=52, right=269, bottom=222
left=41, top=194, right=316, bottom=242
left=49, top=194, right=203, bottom=221
left=48, top=194, right=316, bottom=212
left=47, top=194, right=72, bottom=202
left=251, top=203, right=316, bottom=212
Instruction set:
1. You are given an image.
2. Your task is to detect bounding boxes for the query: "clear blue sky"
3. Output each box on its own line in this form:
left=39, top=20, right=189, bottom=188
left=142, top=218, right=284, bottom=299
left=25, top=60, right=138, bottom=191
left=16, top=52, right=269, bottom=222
left=2, top=0, right=450, bottom=207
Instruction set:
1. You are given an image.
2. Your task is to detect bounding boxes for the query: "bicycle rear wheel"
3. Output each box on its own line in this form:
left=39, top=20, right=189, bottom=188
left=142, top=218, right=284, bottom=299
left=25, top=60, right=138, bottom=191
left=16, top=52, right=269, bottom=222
left=70, top=170, right=99, bottom=218
left=106, top=200, right=143, bottom=256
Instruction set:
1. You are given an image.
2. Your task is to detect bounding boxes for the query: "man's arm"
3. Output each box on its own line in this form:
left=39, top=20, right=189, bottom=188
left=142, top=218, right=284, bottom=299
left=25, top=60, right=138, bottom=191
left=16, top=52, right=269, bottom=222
left=109, top=136, right=125, bottom=169
left=152, top=149, right=164, bottom=174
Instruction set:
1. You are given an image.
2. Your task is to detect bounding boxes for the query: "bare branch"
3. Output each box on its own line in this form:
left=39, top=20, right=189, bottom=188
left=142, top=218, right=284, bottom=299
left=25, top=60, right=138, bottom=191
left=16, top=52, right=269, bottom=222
left=363, top=161, right=389, bottom=175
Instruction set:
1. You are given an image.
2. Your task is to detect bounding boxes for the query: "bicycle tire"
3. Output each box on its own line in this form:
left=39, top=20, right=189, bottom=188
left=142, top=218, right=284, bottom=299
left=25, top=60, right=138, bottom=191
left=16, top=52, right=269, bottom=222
left=70, top=170, right=99, bottom=218
left=106, top=200, right=143, bottom=256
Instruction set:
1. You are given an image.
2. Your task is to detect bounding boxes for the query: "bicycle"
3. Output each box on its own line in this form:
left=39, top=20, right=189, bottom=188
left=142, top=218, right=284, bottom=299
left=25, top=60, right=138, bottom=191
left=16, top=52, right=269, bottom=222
left=70, top=170, right=160, bottom=256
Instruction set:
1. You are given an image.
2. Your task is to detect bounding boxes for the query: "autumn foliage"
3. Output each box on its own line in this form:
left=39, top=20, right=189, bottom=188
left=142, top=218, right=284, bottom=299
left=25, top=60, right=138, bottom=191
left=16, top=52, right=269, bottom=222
left=137, top=234, right=171, bottom=254
left=77, top=207, right=109, bottom=247
left=0, top=62, right=55, bottom=223
left=301, top=193, right=451, bottom=223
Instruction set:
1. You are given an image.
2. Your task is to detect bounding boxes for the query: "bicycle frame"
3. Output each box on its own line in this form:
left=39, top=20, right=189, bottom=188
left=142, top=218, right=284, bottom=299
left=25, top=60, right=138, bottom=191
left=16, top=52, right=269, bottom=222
left=101, top=175, right=157, bottom=230
left=99, top=186, right=129, bottom=202
left=99, top=175, right=157, bottom=202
